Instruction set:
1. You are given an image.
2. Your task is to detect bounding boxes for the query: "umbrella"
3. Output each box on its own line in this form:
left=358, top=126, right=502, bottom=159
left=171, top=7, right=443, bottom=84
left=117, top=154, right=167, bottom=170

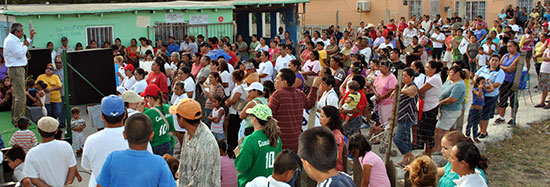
left=206, top=49, right=232, bottom=61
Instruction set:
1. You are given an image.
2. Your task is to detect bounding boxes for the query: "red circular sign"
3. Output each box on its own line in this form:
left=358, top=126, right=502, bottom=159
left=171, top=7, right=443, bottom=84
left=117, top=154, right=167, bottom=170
left=218, top=16, right=224, bottom=22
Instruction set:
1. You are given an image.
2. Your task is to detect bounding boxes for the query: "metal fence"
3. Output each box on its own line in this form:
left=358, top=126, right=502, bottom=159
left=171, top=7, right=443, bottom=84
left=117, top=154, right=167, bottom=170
left=153, top=22, right=234, bottom=45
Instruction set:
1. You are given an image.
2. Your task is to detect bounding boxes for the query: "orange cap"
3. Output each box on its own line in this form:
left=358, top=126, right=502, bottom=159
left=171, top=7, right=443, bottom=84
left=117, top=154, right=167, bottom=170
left=169, top=98, right=202, bottom=120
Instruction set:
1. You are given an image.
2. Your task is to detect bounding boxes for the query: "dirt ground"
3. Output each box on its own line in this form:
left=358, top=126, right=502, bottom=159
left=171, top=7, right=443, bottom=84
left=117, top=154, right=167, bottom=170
left=485, top=121, right=550, bottom=187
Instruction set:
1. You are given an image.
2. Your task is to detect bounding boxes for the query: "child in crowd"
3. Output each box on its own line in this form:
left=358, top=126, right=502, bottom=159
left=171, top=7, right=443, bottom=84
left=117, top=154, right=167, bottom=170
left=466, top=77, right=493, bottom=143
left=5, top=146, right=32, bottom=186
left=96, top=113, right=176, bottom=187
left=9, top=117, right=38, bottom=153
left=162, top=154, right=180, bottom=180
left=348, top=133, right=390, bottom=186
left=476, top=47, right=487, bottom=69
left=70, top=107, right=86, bottom=156
left=121, top=90, right=144, bottom=117
left=298, top=127, right=354, bottom=186
left=409, top=155, right=438, bottom=186
left=23, top=117, right=77, bottom=187
left=35, top=80, right=48, bottom=116
left=246, top=149, right=302, bottom=187
left=170, top=82, right=187, bottom=105
left=341, top=81, right=361, bottom=126
left=208, top=95, right=225, bottom=140
left=26, top=79, right=41, bottom=107
left=218, top=139, right=238, bottom=186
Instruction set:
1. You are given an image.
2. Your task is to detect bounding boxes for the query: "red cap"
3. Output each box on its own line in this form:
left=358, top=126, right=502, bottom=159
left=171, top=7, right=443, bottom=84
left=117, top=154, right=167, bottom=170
left=544, top=22, right=549, bottom=27
left=140, top=84, right=162, bottom=97
left=121, top=64, right=135, bottom=71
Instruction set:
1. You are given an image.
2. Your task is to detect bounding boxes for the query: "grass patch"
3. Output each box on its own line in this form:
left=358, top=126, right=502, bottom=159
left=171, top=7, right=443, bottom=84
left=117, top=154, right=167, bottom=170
left=485, top=121, right=550, bottom=186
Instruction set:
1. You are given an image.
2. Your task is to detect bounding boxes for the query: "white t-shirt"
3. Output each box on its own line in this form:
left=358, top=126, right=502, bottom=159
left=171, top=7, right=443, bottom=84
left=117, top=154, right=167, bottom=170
left=131, top=79, right=147, bottom=94
left=183, top=76, right=196, bottom=100
left=258, top=61, right=274, bottom=83
left=359, top=47, right=372, bottom=61
left=378, top=42, right=394, bottom=49
left=511, top=24, right=520, bottom=32
left=275, top=54, right=292, bottom=73
left=318, top=89, right=339, bottom=117
left=117, top=66, right=127, bottom=85
left=171, top=94, right=188, bottom=133
left=23, top=140, right=77, bottom=187
left=321, top=39, right=331, bottom=49
left=431, top=33, right=446, bottom=48
left=542, top=48, right=550, bottom=73
left=421, top=20, right=431, bottom=33
left=255, top=45, right=269, bottom=52
left=245, top=176, right=291, bottom=187
left=423, top=73, right=443, bottom=111
left=122, top=76, right=137, bottom=90
left=414, top=73, right=427, bottom=88
left=454, top=172, right=488, bottom=187
left=220, top=70, right=233, bottom=96
left=81, top=127, right=153, bottom=187
left=229, top=83, right=248, bottom=114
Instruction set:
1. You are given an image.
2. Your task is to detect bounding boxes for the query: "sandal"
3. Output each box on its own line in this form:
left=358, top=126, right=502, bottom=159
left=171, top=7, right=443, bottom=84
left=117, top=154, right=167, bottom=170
left=535, top=103, right=546, bottom=108
left=544, top=104, right=550, bottom=109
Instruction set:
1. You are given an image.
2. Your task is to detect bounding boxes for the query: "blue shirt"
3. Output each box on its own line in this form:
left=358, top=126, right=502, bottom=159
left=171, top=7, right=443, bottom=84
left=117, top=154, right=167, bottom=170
left=474, top=29, right=487, bottom=41
left=502, top=53, right=520, bottom=82
left=471, top=88, right=486, bottom=106
left=96, top=149, right=176, bottom=187
left=475, top=66, right=505, bottom=97
left=114, top=63, right=120, bottom=86
left=439, top=80, right=466, bottom=111
left=167, top=43, right=179, bottom=55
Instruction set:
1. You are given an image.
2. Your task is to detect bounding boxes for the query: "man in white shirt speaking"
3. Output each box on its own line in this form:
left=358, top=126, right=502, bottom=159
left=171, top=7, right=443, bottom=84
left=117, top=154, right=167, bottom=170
left=3, top=23, right=35, bottom=124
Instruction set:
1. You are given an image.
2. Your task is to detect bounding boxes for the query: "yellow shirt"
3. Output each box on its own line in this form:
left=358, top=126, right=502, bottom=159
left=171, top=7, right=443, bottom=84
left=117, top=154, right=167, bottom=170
left=36, top=74, right=62, bottom=103
left=535, top=41, right=546, bottom=63
left=318, top=50, right=328, bottom=67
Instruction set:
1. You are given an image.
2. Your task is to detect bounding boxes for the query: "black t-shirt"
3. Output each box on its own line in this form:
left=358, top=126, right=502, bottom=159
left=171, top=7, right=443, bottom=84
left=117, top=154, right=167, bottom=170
left=391, top=61, right=407, bottom=77
left=506, top=8, right=514, bottom=18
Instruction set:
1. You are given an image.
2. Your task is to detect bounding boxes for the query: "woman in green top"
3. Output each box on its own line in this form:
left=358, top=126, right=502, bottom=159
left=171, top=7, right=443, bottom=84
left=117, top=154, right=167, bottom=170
left=140, top=84, right=175, bottom=156
left=234, top=104, right=282, bottom=187
left=437, top=131, right=487, bottom=187
left=239, top=82, right=268, bottom=137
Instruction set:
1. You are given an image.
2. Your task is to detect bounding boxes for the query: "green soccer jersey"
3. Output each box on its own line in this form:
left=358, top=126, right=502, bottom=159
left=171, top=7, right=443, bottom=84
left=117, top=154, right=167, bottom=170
left=143, top=104, right=175, bottom=147
left=234, top=130, right=282, bottom=187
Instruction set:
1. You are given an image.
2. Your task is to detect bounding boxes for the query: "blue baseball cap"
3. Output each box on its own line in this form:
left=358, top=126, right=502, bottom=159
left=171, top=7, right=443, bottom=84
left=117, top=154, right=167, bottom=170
left=101, top=95, right=125, bottom=117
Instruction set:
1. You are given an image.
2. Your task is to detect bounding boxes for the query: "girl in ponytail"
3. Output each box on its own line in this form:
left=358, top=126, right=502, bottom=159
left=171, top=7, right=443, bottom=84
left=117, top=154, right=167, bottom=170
left=234, top=104, right=282, bottom=185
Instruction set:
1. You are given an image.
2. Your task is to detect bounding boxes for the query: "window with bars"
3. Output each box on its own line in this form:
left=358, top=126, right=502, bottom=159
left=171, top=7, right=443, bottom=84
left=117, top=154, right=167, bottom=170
left=518, top=0, right=533, bottom=12
left=456, top=1, right=486, bottom=21
left=409, top=0, right=422, bottom=19
left=86, top=26, right=113, bottom=47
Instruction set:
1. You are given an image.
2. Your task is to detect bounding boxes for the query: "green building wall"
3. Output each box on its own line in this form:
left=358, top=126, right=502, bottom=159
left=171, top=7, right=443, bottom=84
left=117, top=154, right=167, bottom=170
left=14, top=8, right=233, bottom=48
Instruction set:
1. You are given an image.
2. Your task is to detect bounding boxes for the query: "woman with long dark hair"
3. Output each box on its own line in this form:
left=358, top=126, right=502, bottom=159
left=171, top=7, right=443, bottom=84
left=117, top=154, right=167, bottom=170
left=146, top=58, right=169, bottom=96
left=319, top=106, right=346, bottom=172
left=225, top=70, right=247, bottom=155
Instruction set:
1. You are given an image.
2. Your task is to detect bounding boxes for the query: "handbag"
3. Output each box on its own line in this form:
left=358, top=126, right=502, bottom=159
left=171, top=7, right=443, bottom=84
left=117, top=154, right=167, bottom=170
left=231, top=85, right=248, bottom=112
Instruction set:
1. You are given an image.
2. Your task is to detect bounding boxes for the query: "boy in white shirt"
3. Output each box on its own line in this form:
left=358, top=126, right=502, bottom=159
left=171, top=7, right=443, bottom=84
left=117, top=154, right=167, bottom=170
left=275, top=44, right=292, bottom=73
left=246, top=150, right=301, bottom=187
left=23, top=117, right=78, bottom=187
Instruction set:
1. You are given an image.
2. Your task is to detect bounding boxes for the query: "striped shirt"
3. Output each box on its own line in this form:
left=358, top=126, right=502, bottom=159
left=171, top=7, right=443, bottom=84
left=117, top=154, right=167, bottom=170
left=9, top=130, right=38, bottom=152
left=398, top=83, right=419, bottom=123
left=268, top=86, right=318, bottom=152
left=316, top=172, right=355, bottom=187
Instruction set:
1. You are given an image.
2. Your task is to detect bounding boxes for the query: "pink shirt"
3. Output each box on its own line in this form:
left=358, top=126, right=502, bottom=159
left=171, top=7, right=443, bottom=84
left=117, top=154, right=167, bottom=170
left=302, top=60, right=321, bottom=74
left=373, top=73, right=397, bottom=106
left=360, top=151, right=391, bottom=187
left=191, top=63, right=202, bottom=78
left=220, top=155, right=238, bottom=187
left=333, top=129, right=345, bottom=172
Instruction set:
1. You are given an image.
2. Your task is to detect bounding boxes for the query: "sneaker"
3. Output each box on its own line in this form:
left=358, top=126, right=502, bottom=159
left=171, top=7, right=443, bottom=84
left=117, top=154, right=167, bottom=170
left=494, top=118, right=505, bottom=124
left=507, top=119, right=513, bottom=125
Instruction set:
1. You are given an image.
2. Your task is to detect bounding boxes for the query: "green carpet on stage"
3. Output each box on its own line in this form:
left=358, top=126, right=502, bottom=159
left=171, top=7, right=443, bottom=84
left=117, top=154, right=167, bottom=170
left=0, top=111, right=41, bottom=147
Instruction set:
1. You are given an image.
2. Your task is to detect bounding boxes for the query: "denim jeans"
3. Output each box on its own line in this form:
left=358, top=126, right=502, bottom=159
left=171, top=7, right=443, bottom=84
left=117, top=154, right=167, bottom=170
left=152, top=141, right=173, bottom=156
left=0, top=134, right=5, bottom=149
left=46, top=102, right=62, bottom=120
left=394, top=121, right=413, bottom=154
left=466, top=108, right=482, bottom=139
left=58, top=96, right=67, bottom=126
left=344, top=116, right=362, bottom=136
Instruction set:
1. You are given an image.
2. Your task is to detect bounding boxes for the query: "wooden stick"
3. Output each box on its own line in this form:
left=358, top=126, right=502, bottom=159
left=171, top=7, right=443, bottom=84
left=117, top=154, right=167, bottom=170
left=386, top=69, right=403, bottom=162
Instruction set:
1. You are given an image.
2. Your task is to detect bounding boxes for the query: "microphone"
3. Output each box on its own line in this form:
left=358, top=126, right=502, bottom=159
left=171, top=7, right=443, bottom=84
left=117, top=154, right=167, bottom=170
left=23, top=34, right=27, bottom=41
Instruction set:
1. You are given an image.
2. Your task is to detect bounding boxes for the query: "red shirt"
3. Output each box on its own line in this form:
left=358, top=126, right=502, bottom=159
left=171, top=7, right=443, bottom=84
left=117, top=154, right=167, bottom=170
left=228, top=51, right=238, bottom=65
left=268, top=86, right=318, bottom=152
left=387, top=23, right=397, bottom=32
left=398, top=22, right=408, bottom=35
left=340, top=90, right=367, bottom=119
left=146, top=71, right=169, bottom=94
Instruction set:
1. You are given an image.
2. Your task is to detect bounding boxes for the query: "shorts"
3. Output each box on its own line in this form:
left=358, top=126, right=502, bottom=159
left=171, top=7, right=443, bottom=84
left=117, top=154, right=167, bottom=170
left=538, top=73, right=550, bottom=92
left=481, top=96, right=498, bottom=120
left=525, top=50, right=533, bottom=59
left=443, top=51, right=453, bottom=63
left=436, top=109, right=461, bottom=131
left=498, top=81, right=518, bottom=108
left=212, top=132, right=226, bottom=140
left=432, top=48, right=443, bottom=60
left=72, top=131, right=85, bottom=150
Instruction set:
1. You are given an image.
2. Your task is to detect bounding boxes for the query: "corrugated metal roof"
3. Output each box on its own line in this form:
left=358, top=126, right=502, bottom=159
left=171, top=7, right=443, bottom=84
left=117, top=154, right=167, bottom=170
left=0, top=1, right=235, bottom=16
left=0, top=0, right=309, bottom=16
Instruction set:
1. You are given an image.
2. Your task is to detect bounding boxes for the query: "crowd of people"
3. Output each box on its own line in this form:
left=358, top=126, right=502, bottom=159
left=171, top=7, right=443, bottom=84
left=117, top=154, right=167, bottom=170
left=6, top=2, right=550, bottom=186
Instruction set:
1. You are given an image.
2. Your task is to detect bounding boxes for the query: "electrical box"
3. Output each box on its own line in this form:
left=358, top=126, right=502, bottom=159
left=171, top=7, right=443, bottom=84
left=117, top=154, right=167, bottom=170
left=357, top=1, right=371, bottom=12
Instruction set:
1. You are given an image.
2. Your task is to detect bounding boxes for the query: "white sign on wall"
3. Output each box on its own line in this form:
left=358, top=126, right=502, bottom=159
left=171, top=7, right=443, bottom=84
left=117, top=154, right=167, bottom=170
left=136, top=16, right=150, bottom=28
left=189, top=15, right=208, bottom=25
left=166, top=13, right=185, bottom=23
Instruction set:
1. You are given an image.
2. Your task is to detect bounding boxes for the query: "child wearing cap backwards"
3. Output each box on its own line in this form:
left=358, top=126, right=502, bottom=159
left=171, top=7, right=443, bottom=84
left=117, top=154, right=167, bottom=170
left=121, top=90, right=145, bottom=117
left=96, top=113, right=177, bottom=187
left=70, top=107, right=86, bottom=156
left=82, top=95, right=153, bottom=187
left=246, top=149, right=302, bottom=187
left=5, top=146, right=32, bottom=186
left=170, top=98, right=220, bottom=187
left=23, top=116, right=78, bottom=187
left=298, top=127, right=355, bottom=187
left=234, top=104, right=282, bottom=187
left=9, top=117, right=38, bottom=153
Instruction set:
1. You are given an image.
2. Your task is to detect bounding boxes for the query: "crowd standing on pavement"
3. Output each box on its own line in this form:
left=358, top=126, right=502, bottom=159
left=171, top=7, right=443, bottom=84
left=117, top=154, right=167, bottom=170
left=6, top=2, right=550, bottom=186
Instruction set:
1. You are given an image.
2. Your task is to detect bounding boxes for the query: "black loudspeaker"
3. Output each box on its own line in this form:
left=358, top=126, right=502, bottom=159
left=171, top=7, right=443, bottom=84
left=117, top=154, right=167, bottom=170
left=66, top=48, right=116, bottom=105
left=26, top=48, right=52, bottom=80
